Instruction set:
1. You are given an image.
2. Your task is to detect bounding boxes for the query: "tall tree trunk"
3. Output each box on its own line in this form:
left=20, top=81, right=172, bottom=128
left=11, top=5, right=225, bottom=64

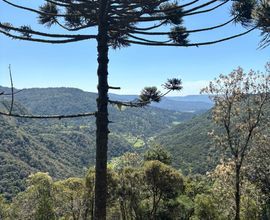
left=94, top=0, right=109, bottom=219
left=235, top=163, right=241, bottom=220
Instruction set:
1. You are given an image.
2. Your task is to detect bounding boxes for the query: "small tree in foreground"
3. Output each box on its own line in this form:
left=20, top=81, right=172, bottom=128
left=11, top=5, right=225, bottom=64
left=8, top=172, right=56, bottom=220
left=201, top=63, right=270, bottom=220
left=144, top=160, right=184, bottom=220
left=0, top=0, right=269, bottom=218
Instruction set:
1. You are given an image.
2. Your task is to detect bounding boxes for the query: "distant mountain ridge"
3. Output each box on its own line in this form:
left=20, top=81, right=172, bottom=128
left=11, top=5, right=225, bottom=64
left=0, top=86, right=213, bottom=113
left=151, top=98, right=212, bottom=113
left=167, top=95, right=213, bottom=103
left=109, top=93, right=213, bottom=113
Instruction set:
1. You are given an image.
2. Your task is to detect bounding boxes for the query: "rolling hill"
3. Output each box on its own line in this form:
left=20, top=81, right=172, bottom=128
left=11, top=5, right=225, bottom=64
left=0, top=86, right=196, bottom=199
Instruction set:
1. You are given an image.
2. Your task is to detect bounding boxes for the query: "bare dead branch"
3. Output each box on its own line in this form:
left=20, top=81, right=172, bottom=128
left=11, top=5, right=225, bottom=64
left=0, top=111, right=96, bottom=119
left=8, top=64, right=14, bottom=115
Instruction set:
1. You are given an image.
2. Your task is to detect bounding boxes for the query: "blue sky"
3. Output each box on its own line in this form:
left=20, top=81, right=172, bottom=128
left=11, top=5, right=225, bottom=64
left=0, top=1, right=269, bottom=96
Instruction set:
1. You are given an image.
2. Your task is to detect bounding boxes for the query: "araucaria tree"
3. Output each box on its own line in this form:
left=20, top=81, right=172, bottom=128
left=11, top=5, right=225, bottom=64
left=0, top=0, right=269, bottom=219
left=201, top=63, right=270, bottom=220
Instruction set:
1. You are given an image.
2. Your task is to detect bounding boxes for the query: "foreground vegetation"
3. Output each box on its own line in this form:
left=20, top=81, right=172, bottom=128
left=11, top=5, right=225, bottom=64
left=0, top=148, right=269, bottom=220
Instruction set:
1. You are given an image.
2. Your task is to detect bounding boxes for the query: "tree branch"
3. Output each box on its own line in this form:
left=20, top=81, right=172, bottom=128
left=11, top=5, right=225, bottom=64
left=0, top=29, right=93, bottom=44
left=0, top=111, right=96, bottom=119
left=129, top=17, right=237, bottom=36
left=0, top=23, right=97, bottom=39
left=124, top=27, right=257, bottom=47
left=2, top=0, right=67, bottom=17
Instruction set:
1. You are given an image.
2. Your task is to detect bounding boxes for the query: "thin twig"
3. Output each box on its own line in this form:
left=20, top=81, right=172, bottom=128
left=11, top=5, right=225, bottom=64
left=8, top=64, right=14, bottom=115
left=0, top=89, right=24, bottom=96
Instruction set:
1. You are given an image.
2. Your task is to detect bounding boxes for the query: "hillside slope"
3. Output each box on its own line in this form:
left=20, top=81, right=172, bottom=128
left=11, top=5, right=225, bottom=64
left=155, top=111, right=217, bottom=175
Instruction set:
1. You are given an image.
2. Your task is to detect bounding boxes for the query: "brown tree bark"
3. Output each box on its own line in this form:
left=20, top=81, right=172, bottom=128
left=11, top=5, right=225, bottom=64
left=94, top=0, right=109, bottom=219
left=235, top=163, right=241, bottom=220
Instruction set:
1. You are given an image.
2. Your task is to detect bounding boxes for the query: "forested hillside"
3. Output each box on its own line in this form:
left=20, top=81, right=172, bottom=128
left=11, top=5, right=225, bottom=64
left=155, top=111, right=217, bottom=174
left=0, top=87, right=196, bottom=199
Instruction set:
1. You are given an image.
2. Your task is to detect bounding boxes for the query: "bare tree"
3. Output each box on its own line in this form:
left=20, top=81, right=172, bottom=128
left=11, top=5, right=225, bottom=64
left=0, top=0, right=269, bottom=219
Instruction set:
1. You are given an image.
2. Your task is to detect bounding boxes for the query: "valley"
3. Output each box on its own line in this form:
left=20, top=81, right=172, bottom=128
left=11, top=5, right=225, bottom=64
left=0, top=86, right=213, bottom=199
